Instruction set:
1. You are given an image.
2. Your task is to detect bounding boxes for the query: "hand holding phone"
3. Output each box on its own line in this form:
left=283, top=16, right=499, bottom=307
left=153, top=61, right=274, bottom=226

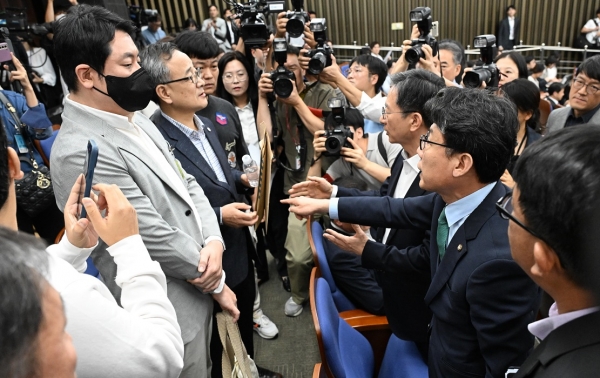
left=78, top=139, right=99, bottom=219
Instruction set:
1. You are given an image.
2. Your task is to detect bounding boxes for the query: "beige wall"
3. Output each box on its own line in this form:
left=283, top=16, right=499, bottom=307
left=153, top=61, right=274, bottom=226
left=129, top=0, right=597, bottom=51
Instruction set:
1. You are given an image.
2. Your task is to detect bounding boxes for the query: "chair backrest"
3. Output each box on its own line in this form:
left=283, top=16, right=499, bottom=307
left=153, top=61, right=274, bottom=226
left=378, top=334, right=429, bottom=378
left=314, top=277, right=375, bottom=378
left=311, top=220, right=356, bottom=312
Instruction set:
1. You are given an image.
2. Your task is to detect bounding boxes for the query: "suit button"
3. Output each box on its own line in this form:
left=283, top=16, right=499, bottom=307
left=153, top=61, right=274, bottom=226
left=457, top=244, right=463, bottom=252
left=185, top=210, right=192, bottom=216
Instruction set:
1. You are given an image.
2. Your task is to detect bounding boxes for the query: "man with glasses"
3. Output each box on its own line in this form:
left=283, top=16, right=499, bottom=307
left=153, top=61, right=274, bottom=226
left=140, top=43, right=283, bottom=378
left=283, top=87, right=541, bottom=378
left=501, top=126, right=600, bottom=377
left=289, top=70, right=444, bottom=358
left=50, top=7, right=238, bottom=377
left=547, top=55, right=600, bottom=133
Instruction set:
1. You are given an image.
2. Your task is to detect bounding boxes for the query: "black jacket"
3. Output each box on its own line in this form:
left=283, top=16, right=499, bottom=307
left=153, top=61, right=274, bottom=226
left=498, top=16, right=521, bottom=48
left=153, top=112, right=255, bottom=288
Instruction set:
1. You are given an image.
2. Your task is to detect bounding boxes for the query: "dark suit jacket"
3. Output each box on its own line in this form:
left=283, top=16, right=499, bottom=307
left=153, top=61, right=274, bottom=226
left=225, top=20, right=239, bottom=46
left=498, top=17, right=521, bottom=48
left=336, top=155, right=432, bottom=344
left=337, top=182, right=541, bottom=378
left=154, top=112, right=254, bottom=288
left=514, top=311, right=600, bottom=378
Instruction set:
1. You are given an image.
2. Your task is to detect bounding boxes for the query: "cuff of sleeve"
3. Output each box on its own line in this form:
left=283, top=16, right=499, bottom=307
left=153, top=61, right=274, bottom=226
left=57, top=234, right=98, bottom=272
left=329, top=198, right=340, bottom=220
left=219, top=208, right=223, bottom=225
left=205, top=236, right=226, bottom=251
left=330, top=185, right=338, bottom=198
left=210, top=271, right=227, bottom=294
left=356, top=91, right=371, bottom=111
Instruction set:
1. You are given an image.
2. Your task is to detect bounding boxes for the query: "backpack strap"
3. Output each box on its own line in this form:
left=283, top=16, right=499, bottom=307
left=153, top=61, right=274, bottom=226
left=377, top=132, right=389, bottom=166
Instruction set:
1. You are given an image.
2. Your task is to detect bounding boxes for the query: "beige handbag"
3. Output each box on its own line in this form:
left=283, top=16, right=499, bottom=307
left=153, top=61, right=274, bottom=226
left=216, top=312, right=259, bottom=378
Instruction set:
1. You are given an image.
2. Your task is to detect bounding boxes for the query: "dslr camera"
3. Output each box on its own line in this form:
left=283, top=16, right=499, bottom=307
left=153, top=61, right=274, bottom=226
left=270, top=38, right=296, bottom=98
left=285, top=0, right=309, bottom=38
left=304, top=18, right=332, bottom=75
left=324, top=98, right=354, bottom=156
left=463, top=35, right=499, bottom=89
left=405, top=7, right=439, bottom=65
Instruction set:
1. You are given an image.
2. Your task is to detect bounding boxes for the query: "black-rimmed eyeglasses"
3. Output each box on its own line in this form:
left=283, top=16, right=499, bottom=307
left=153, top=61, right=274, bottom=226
left=161, top=67, right=202, bottom=85
left=495, top=192, right=543, bottom=240
left=419, top=130, right=452, bottom=150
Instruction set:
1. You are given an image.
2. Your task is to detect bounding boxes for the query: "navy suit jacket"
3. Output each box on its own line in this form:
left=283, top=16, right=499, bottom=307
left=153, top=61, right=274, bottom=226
left=335, top=154, right=432, bottom=344
left=153, top=112, right=254, bottom=288
left=337, top=182, right=541, bottom=378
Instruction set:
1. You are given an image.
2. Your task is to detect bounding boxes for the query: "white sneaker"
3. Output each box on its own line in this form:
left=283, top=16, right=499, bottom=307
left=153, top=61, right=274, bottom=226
left=284, top=297, right=303, bottom=317
left=253, top=313, right=279, bottom=339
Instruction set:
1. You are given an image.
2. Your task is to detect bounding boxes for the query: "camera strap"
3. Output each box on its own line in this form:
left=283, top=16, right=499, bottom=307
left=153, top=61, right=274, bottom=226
left=277, top=108, right=307, bottom=173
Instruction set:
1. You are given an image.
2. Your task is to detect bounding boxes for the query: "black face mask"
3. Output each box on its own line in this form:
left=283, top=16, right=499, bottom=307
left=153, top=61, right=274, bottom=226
left=93, top=67, right=156, bottom=112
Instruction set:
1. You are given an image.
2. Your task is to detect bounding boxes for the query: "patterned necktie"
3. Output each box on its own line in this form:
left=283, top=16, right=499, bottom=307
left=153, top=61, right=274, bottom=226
left=437, top=207, right=449, bottom=261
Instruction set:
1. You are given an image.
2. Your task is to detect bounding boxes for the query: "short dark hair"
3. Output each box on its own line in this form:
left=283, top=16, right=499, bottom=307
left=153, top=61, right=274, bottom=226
left=545, top=55, right=558, bottom=66
left=525, top=55, right=535, bottom=64
left=333, top=175, right=368, bottom=192
left=548, top=82, right=564, bottom=95
left=0, top=112, right=8, bottom=209
left=596, top=7, right=600, bottom=15
left=390, top=70, right=446, bottom=128
left=0, top=228, right=49, bottom=378
left=506, top=5, right=516, bottom=12
left=325, top=108, right=365, bottom=132
left=577, top=55, right=600, bottom=82
left=182, top=17, right=198, bottom=30
left=208, top=4, right=219, bottom=11
left=216, top=51, right=259, bottom=113
left=222, top=8, right=231, bottom=17
left=308, top=10, right=317, bottom=16
left=513, top=126, right=600, bottom=291
left=424, top=87, right=518, bottom=183
left=287, top=45, right=300, bottom=56
left=369, top=41, right=380, bottom=49
left=501, top=79, right=541, bottom=131
left=494, top=52, right=529, bottom=79
left=174, top=30, right=220, bottom=60
left=532, top=62, right=545, bottom=74
left=439, top=39, right=465, bottom=82
left=54, top=5, right=136, bottom=93
left=349, top=54, right=388, bottom=92
left=359, top=46, right=371, bottom=55
left=147, top=13, right=161, bottom=23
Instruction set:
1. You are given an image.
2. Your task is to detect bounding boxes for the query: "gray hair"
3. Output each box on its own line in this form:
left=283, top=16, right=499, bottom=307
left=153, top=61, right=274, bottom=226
left=439, top=39, right=464, bottom=67
left=139, top=42, right=179, bottom=85
left=0, top=227, right=50, bottom=378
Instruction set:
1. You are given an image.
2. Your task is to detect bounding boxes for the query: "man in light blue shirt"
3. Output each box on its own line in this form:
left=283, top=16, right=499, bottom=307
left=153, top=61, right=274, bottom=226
left=141, top=14, right=166, bottom=45
left=284, top=87, right=540, bottom=378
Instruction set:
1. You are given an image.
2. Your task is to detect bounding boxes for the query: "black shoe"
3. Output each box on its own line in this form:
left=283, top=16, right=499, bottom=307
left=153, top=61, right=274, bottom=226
left=257, top=366, right=283, bottom=378
left=281, top=276, right=291, bottom=292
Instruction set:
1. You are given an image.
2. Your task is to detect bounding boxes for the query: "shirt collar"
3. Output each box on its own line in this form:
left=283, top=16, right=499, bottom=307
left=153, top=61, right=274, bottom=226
left=235, top=101, right=253, bottom=112
left=65, top=95, right=134, bottom=131
left=444, top=182, right=496, bottom=230
left=568, top=103, right=600, bottom=123
left=528, top=302, right=599, bottom=340
left=161, top=111, right=205, bottom=137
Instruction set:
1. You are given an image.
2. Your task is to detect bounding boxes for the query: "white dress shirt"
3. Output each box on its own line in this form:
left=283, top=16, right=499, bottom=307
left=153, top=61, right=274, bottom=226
left=27, top=47, right=56, bottom=87
left=508, top=17, right=515, bottom=40
left=47, top=235, right=184, bottom=378
left=528, top=302, right=599, bottom=341
left=584, top=18, right=600, bottom=44
left=382, top=151, right=421, bottom=244
left=356, top=91, right=386, bottom=124
left=235, top=102, right=261, bottom=165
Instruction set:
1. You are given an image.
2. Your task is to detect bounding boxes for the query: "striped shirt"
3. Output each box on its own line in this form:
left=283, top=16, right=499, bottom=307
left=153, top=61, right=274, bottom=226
left=161, top=112, right=227, bottom=183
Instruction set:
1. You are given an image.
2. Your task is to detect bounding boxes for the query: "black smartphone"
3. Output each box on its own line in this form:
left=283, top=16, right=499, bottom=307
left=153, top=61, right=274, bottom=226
left=78, top=139, right=99, bottom=219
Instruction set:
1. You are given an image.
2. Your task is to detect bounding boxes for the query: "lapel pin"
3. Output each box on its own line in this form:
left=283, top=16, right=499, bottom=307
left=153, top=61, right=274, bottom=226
left=207, top=127, right=211, bottom=132
left=457, top=244, right=463, bottom=252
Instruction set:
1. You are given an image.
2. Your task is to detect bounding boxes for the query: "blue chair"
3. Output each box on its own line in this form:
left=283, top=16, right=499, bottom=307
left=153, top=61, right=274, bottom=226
left=378, top=334, right=429, bottom=378
left=39, top=129, right=58, bottom=161
left=309, top=220, right=356, bottom=312
left=311, top=273, right=428, bottom=378
left=313, top=275, right=375, bottom=378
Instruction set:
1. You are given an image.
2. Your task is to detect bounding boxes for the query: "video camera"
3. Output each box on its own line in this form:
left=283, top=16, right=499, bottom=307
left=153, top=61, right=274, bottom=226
left=463, top=35, right=499, bottom=89
left=405, top=7, right=438, bottom=65
left=0, top=7, right=56, bottom=36
left=303, top=18, right=332, bottom=75
left=270, top=38, right=295, bottom=97
left=128, top=6, right=158, bottom=29
left=285, top=0, right=308, bottom=38
left=324, top=98, right=353, bottom=156
left=226, top=0, right=284, bottom=48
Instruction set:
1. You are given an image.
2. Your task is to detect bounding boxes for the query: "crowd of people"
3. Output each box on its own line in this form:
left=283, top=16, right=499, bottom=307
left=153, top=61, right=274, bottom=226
left=1, top=1, right=600, bottom=378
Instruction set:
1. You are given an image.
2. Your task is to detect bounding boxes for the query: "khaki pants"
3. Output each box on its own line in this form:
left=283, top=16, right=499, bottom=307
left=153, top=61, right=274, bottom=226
left=285, top=212, right=314, bottom=304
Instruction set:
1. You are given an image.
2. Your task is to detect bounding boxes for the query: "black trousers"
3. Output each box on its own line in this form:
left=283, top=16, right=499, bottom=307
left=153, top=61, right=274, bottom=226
left=210, top=257, right=256, bottom=378
left=266, top=167, right=289, bottom=278
left=17, top=202, right=65, bottom=246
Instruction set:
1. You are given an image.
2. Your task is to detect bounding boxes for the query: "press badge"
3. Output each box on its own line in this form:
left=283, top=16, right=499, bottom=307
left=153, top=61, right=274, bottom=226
left=14, top=134, right=28, bottom=153
left=295, top=145, right=301, bottom=170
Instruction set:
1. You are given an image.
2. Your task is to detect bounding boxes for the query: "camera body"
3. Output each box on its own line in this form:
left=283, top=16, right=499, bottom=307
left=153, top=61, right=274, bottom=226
left=285, top=0, right=308, bottom=38
left=304, top=19, right=332, bottom=75
left=0, top=7, right=56, bottom=36
left=324, top=98, right=354, bottom=156
left=405, top=7, right=439, bottom=65
left=270, top=38, right=296, bottom=98
left=229, top=0, right=284, bottom=48
left=463, top=35, right=499, bottom=89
